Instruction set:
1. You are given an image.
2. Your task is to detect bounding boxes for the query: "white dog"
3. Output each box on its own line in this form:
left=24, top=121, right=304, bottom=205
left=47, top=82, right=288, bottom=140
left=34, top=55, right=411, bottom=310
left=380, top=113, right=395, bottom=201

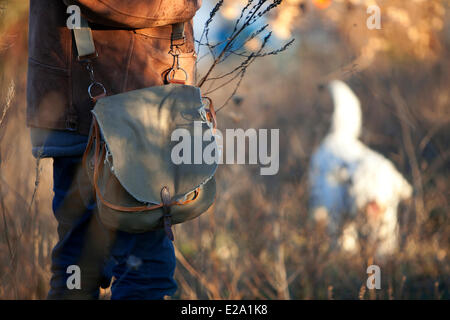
left=309, top=80, right=412, bottom=256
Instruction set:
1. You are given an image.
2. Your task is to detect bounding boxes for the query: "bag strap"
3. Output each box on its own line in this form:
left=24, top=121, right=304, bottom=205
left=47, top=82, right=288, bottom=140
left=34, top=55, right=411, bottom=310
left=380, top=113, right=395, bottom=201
left=73, top=15, right=97, bottom=61
left=73, top=15, right=185, bottom=61
left=171, top=22, right=186, bottom=46
left=72, top=13, right=187, bottom=90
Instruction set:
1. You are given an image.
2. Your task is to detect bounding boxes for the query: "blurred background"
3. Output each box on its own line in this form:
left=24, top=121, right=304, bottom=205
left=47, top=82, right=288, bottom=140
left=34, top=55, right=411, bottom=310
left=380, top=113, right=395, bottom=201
left=0, top=0, right=448, bottom=299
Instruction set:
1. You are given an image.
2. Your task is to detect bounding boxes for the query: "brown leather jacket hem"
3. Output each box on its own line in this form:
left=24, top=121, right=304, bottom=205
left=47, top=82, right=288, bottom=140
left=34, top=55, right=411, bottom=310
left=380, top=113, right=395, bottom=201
left=27, top=0, right=198, bottom=136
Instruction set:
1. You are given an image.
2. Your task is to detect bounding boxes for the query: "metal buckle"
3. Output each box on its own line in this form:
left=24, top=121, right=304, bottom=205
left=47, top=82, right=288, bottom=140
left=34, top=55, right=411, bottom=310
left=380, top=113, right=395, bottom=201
left=88, top=82, right=107, bottom=100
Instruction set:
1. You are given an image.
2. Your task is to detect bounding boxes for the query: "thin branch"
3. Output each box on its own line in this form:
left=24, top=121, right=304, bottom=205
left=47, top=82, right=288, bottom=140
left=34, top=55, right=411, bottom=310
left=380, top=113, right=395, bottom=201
left=197, top=0, right=269, bottom=88
left=195, top=0, right=294, bottom=115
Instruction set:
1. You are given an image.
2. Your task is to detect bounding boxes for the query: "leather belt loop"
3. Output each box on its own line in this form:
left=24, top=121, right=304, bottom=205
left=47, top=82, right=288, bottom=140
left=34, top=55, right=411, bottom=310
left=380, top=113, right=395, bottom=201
left=160, top=187, right=174, bottom=241
left=171, top=22, right=185, bottom=46
left=65, top=111, right=79, bottom=131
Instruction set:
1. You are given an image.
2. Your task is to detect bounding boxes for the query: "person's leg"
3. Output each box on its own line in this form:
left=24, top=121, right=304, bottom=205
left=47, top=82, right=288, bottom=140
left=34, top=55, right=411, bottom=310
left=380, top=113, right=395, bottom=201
left=109, top=230, right=177, bottom=300
left=48, top=156, right=111, bottom=299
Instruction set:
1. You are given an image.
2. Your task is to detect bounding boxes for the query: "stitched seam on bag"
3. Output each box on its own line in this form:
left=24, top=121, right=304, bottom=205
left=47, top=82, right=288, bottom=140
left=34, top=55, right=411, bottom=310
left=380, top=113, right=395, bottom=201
left=98, top=0, right=195, bottom=21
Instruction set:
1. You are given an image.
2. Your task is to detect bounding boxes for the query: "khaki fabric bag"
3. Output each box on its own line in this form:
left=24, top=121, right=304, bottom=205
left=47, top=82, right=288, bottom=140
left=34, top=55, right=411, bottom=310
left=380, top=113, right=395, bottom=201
left=74, top=14, right=218, bottom=239
left=83, top=84, right=217, bottom=237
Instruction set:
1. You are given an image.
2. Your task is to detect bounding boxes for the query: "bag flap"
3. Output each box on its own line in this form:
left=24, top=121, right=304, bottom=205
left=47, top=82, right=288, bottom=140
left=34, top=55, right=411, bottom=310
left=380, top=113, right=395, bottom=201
left=92, top=84, right=218, bottom=204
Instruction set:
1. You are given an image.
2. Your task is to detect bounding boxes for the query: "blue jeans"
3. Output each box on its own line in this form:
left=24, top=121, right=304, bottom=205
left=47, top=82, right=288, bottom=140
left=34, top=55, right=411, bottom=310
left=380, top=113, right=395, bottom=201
left=48, top=156, right=177, bottom=299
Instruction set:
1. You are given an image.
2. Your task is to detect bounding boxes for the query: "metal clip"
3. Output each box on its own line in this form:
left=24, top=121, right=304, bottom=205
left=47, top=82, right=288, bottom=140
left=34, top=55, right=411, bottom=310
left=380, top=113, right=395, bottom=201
left=103, top=147, right=115, bottom=172
left=166, top=45, right=188, bottom=83
left=85, top=61, right=107, bottom=100
left=104, top=149, right=112, bottom=165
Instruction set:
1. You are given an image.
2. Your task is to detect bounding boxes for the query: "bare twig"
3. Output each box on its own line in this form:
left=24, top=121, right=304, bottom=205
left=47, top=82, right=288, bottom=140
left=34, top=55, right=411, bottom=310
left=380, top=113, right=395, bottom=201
left=391, top=86, right=426, bottom=227
left=174, top=245, right=222, bottom=299
left=0, top=80, right=14, bottom=127
left=0, top=80, right=15, bottom=260
left=196, top=0, right=294, bottom=113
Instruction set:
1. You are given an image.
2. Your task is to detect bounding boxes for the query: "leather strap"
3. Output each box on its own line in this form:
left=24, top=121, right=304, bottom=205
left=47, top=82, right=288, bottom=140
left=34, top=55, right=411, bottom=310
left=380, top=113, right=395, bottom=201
left=72, top=13, right=185, bottom=60
left=73, top=15, right=97, bottom=61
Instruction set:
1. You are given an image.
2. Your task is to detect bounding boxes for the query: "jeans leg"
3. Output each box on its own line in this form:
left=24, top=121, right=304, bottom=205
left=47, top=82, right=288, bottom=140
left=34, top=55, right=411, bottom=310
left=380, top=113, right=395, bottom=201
left=48, top=156, right=110, bottom=300
left=109, top=230, right=178, bottom=300
left=49, top=156, right=177, bottom=300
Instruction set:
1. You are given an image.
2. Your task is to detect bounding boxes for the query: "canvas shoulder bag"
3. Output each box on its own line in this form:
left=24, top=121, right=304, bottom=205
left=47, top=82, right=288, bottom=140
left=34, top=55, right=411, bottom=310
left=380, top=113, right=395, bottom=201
left=73, top=15, right=218, bottom=240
